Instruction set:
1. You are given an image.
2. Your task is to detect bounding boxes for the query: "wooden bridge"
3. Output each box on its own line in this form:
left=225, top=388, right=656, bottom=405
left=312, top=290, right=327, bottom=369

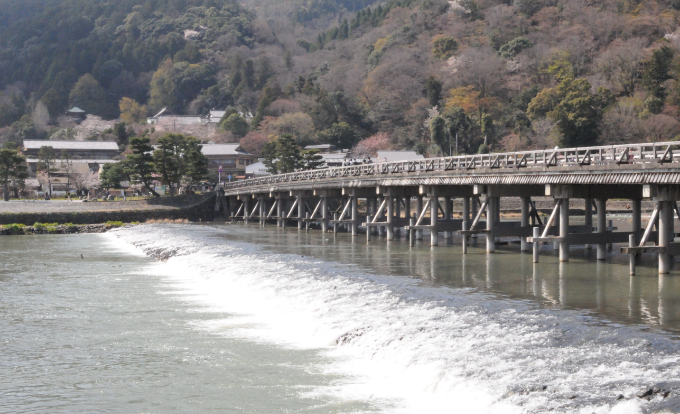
left=218, top=141, right=680, bottom=274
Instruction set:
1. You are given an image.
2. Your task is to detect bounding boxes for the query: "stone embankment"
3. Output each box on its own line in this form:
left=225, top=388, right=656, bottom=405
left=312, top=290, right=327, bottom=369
left=0, top=223, right=118, bottom=236
left=0, top=193, right=217, bottom=225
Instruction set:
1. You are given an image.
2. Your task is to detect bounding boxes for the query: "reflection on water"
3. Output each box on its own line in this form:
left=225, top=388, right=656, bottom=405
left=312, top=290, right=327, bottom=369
left=220, top=219, right=680, bottom=334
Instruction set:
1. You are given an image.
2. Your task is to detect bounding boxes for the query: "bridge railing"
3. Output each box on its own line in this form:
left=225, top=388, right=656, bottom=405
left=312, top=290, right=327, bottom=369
left=226, top=141, right=680, bottom=190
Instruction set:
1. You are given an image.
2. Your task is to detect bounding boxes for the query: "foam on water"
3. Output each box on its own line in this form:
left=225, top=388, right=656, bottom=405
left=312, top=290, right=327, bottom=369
left=106, top=225, right=680, bottom=414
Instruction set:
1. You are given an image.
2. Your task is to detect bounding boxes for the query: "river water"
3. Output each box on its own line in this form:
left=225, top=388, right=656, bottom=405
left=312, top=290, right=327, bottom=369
left=2, top=223, right=680, bottom=413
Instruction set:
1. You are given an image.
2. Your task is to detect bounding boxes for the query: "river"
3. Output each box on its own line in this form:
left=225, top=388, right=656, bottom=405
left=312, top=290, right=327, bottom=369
left=2, top=223, right=680, bottom=413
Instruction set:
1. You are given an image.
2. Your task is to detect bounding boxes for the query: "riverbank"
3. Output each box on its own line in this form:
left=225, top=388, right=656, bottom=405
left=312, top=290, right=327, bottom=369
left=0, top=193, right=217, bottom=225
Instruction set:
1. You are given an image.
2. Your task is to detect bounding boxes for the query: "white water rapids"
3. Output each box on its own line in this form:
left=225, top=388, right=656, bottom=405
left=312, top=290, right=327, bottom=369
left=108, top=224, right=680, bottom=414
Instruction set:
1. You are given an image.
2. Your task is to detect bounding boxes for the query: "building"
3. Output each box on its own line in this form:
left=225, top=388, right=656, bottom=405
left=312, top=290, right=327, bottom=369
left=208, top=110, right=226, bottom=125
left=147, top=107, right=206, bottom=126
left=376, top=150, right=425, bottom=163
left=23, top=140, right=120, bottom=176
left=304, top=144, right=337, bottom=154
left=245, top=161, right=271, bottom=178
left=65, top=107, right=86, bottom=123
left=320, top=152, right=350, bottom=168
left=201, top=144, right=257, bottom=181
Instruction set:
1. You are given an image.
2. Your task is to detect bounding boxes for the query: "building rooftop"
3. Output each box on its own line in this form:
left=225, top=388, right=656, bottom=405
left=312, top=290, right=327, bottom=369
left=376, top=150, right=425, bottom=162
left=66, top=107, right=86, bottom=113
left=305, top=144, right=336, bottom=150
left=201, top=144, right=251, bottom=156
left=23, top=140, right=120, bottom=151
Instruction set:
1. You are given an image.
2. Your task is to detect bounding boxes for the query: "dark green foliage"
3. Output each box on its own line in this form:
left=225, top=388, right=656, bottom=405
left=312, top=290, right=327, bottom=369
left=152, top=133, right=208, bottom=194
left=527, top=78, right=614, bottom=147
left=100, top=162, right=128, bottom=189
left=429, top=116, right=448, bottom=155
left=69, top=74, right=118, bottom=119
left=318, top=122, right=358, bottom=149
left=432, top=36, right=458, bottom=60
left=499, top=37, right=532, bottom=59
left=0, top=147, right=26, bottom=201
left=425, top=76, right=442, bottom=106
left=307, top=0, right=418, bottom=51
left=276, top=134, right=303, bottom=173
left=442, top=107, right=471, bottom=153
left=642, top=46, right=674, bottom=100
left=124, top=136, right=159, bottom=197
left=0, top=0, right=255, bottom=116
left=221, top=113, right=249, bottom=137
left=301, top=149, right=324, bottom=170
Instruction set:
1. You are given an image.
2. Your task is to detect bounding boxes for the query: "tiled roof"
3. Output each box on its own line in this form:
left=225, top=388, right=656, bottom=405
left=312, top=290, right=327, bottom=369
left=23, top=140, right=120, bottom=151
left=201, top=144, right=250, bottom=156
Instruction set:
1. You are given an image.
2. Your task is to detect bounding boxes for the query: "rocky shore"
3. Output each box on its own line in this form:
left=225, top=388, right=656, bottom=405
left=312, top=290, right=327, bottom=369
left=0, top=223, right=123, bottom=236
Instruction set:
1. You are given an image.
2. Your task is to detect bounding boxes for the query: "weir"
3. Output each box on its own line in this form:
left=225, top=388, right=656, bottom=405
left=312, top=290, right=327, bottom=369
left=221, top=141, right=680, bottom=274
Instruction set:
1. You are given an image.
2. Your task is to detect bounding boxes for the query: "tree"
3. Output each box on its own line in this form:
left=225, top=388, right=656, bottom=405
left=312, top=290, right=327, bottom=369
left=301, top=149, right=324, bottom=170
left=318, top=122, right=358, bottom=149
left=72, top=171, right=100, bottom=196
left=642, top=46, right=674, bottom=100
left=153, top=134, right=183, bottom=195
left=442, top=107, right=471, bottom=153
left=429, top=116, right=449, bottom=155
left=527, top=78, right=614, bottom=147
left=38, top=146, right=57, bottom=196
left=112, top=123, right=130, bottom=148
left=432, top=36, right=458, bottom=59
left=100, top=162, right=128, bottom=189
left=261, top=140, right=278, bottom=173
left=119, top=97, right=147, bottom=124
left=33, top=101, right=50, bottom=132
left=182, top=137, right=208, bottom=188
left=499, top=37, right=532, bottom=59
left=221, top=113, right=249, bottom=137
left=149, top=59, right=177, bottom=112
left=124, top=136, right=160, bottom=197
left=69, top=74, right=117, bottom=119
left=425, top=76, right=442, bottom=106
left=0, top=147, right=27, bottom=201
left=276, top=134, right=303, bottom=173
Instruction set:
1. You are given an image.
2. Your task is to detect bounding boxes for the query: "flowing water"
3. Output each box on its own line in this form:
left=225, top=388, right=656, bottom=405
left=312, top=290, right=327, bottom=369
left=3, top=223, right=680, bottom=413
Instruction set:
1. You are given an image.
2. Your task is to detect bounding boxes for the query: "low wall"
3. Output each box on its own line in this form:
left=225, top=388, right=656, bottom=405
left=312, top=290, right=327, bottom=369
left=0, top=194, right=217, bottom=225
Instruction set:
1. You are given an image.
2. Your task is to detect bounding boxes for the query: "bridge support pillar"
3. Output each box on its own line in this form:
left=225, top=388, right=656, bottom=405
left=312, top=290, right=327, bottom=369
left=660, top=200, right=673, bottom=274
left=559, top=197, right=570, bottom=262
left=259, top=195, right=266, bottom=226
left=596, top=198, right=607, bottom=260
left=386, top=196, right=394, bottom=240
left=486, top=195, right=496, bottom=253
left=632, top=198, right=641, bottom=244
left=471, top=196, right=479, bottom=246
left=520, top=196, right=530, bottom=252
left=276, top=195, right=283, bottom=227
left=377, top=196, right=385, bottom=236
left=416, top=196, right=423, bottom=240
left=297, top=195, right=305, bottom=230
left=405, top=197, right=411, bottom=223
left=444, top=196, right=452, bottom=240
left=584, top=197, right=593, bottom=248
left=243, top=196, right=250, bottom=225
left=321, top=197, right=328, bottom=233
left=430, top=187, right=439, bottom=246
left=351, top=195, right=358, bottom=236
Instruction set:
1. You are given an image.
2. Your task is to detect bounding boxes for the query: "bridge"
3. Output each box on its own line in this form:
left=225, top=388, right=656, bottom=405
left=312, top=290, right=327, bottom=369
left=218, top=141, right=680, bottom=275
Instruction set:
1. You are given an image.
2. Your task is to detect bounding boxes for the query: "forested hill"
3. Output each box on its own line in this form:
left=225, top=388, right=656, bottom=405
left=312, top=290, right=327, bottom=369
left=2, top=0, right=680, bottom=157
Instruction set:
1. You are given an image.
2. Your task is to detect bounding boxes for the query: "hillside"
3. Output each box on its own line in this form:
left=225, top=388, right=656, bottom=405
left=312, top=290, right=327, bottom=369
left=1, top=0, right=680, bottom=156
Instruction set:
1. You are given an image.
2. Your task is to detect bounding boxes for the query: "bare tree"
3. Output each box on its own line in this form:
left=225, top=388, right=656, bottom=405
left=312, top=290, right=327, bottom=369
left=33, top=100, right=50, bottom=133
left=452, top=47, right=506, bottom=97
left=599, top=100, right=644, bottom=144
left=529, top=117, right=558, bottom=149
left=641, top=114, right=680, bottom=143
left=595, top=38, right=647, bottom=96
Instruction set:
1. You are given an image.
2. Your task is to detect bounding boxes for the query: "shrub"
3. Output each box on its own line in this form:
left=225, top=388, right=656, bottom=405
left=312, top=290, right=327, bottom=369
left=4, top=223, right=26, bottom=235
left=33, top=222, right=58, bottom=230
left=105, top=221, right=124, bottom=227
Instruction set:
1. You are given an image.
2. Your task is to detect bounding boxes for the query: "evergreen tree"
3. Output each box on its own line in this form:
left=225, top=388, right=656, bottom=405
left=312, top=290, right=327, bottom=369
left=153, top=134, right=184, bottom=195
left=276, top=134, right=303, bottom=173
left=69, top=74, right=117, bottom=119
left=0, top=147, right=27, bottom=201
left=182, top=137, right=209, bottom=187
left=302, top=149, right=325, bottom=170
left=124, top=136, right=160, bottom=197
left=425, top=76, right=442, bottom=106
left=99, top=162, right=128, bottom=189
left=262, top=141, right=278, bottom=174
left=429, top=116, right=449, bottom=155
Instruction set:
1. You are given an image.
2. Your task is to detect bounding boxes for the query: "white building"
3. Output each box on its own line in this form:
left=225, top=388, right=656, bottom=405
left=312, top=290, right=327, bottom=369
left=376, top=150, right=425, bottom=163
